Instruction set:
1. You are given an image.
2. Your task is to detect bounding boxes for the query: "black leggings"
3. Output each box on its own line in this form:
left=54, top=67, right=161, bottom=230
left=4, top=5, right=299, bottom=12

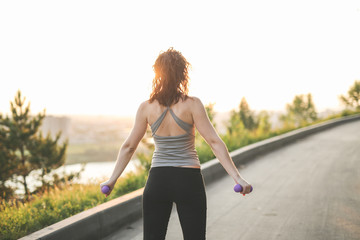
left=143, top=167, right=207, bottom=240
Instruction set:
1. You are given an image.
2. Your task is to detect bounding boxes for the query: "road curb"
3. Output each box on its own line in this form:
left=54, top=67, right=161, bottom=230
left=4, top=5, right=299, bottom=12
left=20, top=114, right=360, bottom=240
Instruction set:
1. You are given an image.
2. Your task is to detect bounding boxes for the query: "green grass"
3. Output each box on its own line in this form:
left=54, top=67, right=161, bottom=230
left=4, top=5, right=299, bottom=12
left=0, top=171, right=147, bottom=240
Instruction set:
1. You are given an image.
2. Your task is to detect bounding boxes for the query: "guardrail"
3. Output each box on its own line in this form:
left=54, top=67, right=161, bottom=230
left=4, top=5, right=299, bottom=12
left=21, top=114, right=360, bottom=240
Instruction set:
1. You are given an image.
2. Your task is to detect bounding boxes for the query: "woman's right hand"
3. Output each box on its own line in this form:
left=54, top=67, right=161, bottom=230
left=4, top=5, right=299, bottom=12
left=235, top=178, right=252, bottom=195
left=100, top=179, right=116, bottom=197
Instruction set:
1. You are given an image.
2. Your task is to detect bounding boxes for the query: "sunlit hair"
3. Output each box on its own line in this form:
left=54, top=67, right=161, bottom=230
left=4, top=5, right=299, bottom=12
left=149, top=47, right=191, bottom=106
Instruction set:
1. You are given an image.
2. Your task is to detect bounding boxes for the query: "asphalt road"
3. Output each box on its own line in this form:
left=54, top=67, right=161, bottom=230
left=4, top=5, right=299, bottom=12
left=105, top=120, right=360, bottom=240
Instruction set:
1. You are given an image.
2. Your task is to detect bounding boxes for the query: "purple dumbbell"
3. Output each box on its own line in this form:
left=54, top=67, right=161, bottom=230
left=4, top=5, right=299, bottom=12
left=101, top=185, right=110, bottom=195
left=234, top=184, right=253, bottom=196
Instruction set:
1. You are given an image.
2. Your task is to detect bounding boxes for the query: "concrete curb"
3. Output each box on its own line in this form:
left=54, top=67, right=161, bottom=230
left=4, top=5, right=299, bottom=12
left=21, top=114, right=360, bottom=240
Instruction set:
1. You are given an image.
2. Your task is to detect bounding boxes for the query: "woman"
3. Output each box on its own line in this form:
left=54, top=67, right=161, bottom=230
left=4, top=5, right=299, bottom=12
left=100, top=48, right=252, bottom=240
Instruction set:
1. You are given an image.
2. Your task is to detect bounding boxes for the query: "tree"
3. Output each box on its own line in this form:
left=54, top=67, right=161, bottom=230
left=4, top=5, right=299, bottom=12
left=281, top=93, right=317, bottom=127
left=0, top=125, right=17, bottom=199
left=28, top=131, right=68, bottom=193
left=239, top=97, right=257, bottom=130
left=226, top=97, right=256, bottom=134
left=0, top=90, right=70, bottom=200
left=339, top=80, right=360, bottom=110
left=226, top=109, right=244, bottom=135
left=256, top=110, right=272, bottom=135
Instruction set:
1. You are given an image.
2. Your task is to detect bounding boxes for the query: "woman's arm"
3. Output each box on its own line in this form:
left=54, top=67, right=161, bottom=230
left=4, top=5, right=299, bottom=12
left=191, top=97, right=252, bottom=194
left=100, top=101, right=148, bottom=196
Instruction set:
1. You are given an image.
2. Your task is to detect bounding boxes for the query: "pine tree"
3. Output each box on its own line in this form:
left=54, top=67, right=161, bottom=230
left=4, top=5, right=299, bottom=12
left=28, top=131, right=68, bottom=193
left=0, top=123, right=17, bottom=199
left=0, top=90, right=69, bottom=200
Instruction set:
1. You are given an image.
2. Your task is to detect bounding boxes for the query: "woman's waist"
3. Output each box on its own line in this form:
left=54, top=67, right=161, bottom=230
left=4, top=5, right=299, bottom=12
left=152, top=149, right=198, bottom=158
left=154, top=142, right=196, bottom=152
left=151, top=154, right=200, bottom=167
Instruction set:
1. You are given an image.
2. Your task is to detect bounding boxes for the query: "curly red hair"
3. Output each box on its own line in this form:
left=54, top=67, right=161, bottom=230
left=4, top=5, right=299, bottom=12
left=149, top=48, right=191, bottom=106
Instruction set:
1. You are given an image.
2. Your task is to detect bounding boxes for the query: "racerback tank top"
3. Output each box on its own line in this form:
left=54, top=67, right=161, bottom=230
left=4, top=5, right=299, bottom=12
left=150, top=106, right=200, bottom=168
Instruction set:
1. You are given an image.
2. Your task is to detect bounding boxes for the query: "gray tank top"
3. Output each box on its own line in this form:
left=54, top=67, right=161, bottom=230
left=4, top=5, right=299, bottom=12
left=150, top=106, right=200, bottom=168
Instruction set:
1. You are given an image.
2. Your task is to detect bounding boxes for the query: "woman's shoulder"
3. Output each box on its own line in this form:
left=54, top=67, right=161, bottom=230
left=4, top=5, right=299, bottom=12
left=184, top=95, right=203, bottom=108
left=138, top=100, right=149, bottom=108
left=140, top=96, right=203, bottom=111
left=139, top=99, right=162, bottom=113
left=136, top=100, right=151, bottom=113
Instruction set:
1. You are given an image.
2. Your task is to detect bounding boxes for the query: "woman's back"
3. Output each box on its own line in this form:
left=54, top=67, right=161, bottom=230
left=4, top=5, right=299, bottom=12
left=146, top=96, right=195, bottom=137
left=146, top=96, right=200, bottom=168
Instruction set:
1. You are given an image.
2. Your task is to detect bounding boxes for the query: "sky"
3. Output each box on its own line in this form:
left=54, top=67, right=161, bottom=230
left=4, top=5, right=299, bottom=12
left=1, top=0, right=360, bottom=117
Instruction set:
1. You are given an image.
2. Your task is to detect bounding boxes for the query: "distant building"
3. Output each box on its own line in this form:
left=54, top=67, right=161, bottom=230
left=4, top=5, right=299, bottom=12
left=40, top=116, right=71, bottom=144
